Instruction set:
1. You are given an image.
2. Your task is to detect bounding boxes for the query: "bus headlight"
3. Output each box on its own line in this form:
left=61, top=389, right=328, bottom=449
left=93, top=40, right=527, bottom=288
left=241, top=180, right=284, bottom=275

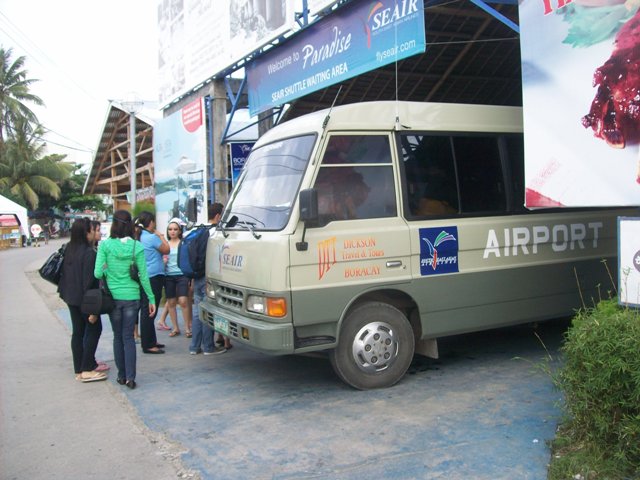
left=246, top=295, right=287, bottom=317
left=206, top=280, right=216, bottom=299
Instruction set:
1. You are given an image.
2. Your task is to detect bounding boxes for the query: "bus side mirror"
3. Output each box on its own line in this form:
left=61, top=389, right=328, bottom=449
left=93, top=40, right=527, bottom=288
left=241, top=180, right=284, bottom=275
left=297, top=189, right=318, bottom=251
left=299, top=189, right=318, bottom=222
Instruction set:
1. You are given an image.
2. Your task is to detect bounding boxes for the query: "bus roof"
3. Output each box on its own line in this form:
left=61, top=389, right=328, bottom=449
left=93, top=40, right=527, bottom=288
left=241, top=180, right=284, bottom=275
left=256, top=101, right=523, bottom=148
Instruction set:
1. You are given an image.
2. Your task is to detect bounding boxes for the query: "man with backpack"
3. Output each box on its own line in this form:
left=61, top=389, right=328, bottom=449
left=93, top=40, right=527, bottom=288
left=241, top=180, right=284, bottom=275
left=186, top=203, right=230, bottom=355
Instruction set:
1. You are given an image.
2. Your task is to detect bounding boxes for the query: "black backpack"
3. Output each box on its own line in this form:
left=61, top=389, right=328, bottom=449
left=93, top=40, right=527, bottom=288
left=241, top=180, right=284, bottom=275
left=177, top=225, right=214, bottom=278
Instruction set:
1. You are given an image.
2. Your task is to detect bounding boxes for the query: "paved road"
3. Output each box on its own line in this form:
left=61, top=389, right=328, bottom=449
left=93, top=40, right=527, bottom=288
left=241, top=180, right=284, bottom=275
left=0, top=240, right=189, bottom=480
left=1, top=238, right=563, bottom=479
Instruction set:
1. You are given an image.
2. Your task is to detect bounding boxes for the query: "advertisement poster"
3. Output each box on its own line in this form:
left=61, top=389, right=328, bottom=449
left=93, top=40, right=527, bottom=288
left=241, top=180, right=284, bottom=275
left=152, top=98, right=208, bottom=233
left=618, top=217, right=640, bottom=308
left=247, top=0, right=426, bottom=115
left=158, top=0, right=296, bottom=107
left=520, top=0, right=640, bottom=207
left=229, top=142, right=254, bottom=186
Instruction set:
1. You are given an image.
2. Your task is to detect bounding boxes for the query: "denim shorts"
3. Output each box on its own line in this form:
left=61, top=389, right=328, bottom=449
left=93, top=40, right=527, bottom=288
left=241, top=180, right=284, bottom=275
left=165, top=274, right=189, bottom=298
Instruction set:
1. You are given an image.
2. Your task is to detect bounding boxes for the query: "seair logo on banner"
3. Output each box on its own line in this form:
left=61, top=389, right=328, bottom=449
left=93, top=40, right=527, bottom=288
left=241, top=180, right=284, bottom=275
left=419, top=227, right=459, bottom=276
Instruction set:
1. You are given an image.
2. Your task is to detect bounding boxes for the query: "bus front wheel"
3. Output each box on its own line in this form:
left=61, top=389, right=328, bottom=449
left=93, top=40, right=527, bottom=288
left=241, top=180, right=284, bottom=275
left=329, top=302, right=415, bottom=390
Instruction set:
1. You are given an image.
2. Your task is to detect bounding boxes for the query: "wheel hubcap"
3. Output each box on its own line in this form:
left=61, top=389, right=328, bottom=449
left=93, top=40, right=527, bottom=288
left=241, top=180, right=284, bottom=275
left=351, top=321, right=398, bottom=373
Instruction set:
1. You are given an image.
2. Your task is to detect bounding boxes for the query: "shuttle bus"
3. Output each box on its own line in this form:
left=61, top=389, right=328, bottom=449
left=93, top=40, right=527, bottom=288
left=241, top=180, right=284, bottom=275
left=199, top=101, right=631, bottom=389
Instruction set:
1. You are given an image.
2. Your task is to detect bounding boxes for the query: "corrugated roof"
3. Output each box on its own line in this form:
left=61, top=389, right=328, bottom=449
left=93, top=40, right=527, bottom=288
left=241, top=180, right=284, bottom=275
left=279, top=0, right=521, bottom=121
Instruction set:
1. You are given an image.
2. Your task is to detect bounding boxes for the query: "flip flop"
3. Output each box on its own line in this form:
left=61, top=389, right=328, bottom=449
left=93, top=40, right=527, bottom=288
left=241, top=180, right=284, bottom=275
left=169, top=330, right=181, bottom=337
left=156, top=324, right=171, bottom=331
left=185, top=331, right=192, bottom=338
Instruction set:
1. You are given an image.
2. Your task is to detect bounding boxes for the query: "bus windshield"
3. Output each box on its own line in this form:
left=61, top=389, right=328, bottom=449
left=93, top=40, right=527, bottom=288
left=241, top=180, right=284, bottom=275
left=222, top=134, right=316, bottom=231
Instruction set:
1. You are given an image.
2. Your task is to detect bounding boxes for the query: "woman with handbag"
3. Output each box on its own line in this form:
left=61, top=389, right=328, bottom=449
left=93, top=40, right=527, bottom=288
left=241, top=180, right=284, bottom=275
left=95, top=210, right=156, bottom=389
left=58, top=218, right=107, bottom=383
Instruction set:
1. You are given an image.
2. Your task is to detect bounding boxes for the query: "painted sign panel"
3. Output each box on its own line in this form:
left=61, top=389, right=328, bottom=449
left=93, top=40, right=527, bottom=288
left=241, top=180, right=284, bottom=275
left=419, top=227, right=459, bottom=276
left=519, top=0, right=640, bottom=207
left=158, top=0, right=296, bottom=107
left=229, top=142, right=254, bottom=186
left=619, top=217, right=640, bottom=308
left=247, top=0, right=426, bottom=115
left=152, top=98, right=208, bottom=233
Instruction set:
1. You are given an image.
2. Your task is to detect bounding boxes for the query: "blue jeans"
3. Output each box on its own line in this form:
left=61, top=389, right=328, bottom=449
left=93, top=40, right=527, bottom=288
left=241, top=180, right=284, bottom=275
left=109, top=300, right=140, bottom=381
left=189, top=277, right=214, bottom=353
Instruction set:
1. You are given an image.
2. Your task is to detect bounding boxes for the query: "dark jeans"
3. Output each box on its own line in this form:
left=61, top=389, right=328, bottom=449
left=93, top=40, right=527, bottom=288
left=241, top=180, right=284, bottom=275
left=68, top=304, right=102, bottom=373
left=140, top=275, right=164, bottom=350
left=109, top=300, right=140, bottom=382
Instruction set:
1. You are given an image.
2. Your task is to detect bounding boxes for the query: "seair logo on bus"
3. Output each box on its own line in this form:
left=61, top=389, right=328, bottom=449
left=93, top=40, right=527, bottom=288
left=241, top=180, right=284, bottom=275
left=419, top=227, right=459, bottom=276
left=217, top=243, right=244, bottom=273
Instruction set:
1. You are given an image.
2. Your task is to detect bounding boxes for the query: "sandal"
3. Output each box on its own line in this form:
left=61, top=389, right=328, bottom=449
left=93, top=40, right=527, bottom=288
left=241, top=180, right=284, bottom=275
left=169, top=330, right=181, bottom=337
left=185, top=331, right=192, bottom=338
left=156, top=324, right=170, bottom=331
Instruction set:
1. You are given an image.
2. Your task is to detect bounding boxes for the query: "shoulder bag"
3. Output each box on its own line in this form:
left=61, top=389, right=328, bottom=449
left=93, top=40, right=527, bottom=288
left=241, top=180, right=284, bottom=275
left=129, top=239, right=141, bottom=283
left=81, top=279, right=115, bottom=315
left=39, top=243, right=67, bottom=285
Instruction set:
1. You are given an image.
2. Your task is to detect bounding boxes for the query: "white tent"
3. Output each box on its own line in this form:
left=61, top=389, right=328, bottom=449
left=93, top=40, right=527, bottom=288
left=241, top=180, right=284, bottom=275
left=0, top=194, right=29, bottom=240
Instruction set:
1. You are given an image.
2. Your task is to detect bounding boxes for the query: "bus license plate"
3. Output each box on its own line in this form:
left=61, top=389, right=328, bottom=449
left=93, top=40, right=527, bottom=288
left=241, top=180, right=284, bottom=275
left=214, top=315, right=229, bottom=335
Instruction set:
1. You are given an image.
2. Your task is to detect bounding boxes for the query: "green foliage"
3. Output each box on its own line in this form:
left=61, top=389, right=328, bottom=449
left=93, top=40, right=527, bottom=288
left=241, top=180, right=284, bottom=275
left=548, top=427, right=629, bottom=480
left=38, top=162, right=107, bottom=213
left=0, top=47, right=44, bottom=144
left=65, top=195, right=107, bottom=212
left=132, top=200, right=155, bottom=218
left=550, top=299, right=640, bottom=477
left=0, top=120, right=73, bottom=209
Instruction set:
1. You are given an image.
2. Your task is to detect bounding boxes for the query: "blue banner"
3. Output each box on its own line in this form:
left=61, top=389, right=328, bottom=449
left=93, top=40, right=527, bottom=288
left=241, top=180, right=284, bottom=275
left=229, top=142, right=254, bottom=186
left=247, top=0, right=425, bottom=116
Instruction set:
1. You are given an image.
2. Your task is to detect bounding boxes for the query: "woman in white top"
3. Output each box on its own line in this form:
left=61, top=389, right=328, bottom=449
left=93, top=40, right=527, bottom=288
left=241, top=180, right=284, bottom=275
left=165, top=219, right=192, bottom=338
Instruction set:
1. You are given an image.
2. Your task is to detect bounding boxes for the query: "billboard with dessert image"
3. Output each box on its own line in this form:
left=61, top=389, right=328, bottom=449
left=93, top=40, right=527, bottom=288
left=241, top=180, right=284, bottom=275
left=520, top=0, right=640, bottom=207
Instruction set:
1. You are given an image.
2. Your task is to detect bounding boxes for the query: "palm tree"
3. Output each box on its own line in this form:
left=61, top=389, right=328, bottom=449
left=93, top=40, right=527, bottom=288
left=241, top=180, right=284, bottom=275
left=0, top=118, right=72, bottom=209
left=0, top=47, right=43, bottom=145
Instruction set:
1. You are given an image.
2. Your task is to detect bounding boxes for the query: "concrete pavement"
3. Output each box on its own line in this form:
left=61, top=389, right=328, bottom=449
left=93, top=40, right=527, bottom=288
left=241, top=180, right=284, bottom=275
left=0, top=239, right=190, bottom=480
left=1, top=238, right=563, bottom=479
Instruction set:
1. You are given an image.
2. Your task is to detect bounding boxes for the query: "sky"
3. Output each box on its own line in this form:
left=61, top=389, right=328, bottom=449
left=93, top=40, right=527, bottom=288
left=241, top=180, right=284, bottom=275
left=0, top=0, right=159, bottom=167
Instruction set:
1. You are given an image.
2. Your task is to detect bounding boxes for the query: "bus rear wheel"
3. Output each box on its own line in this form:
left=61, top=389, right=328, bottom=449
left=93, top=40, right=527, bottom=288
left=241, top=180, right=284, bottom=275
left=329, top=302, right=415, bottom=390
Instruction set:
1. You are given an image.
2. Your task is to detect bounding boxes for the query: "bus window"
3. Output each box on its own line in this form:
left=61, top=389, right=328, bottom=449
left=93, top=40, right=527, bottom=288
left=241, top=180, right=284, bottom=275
left=322, top=135, right=392, bottom=164
left=504, top=135, right=526, bottom=212
left=315, top=135, right=396, bottom=225
left=400, top=134, right=459, bottom=216
left=453, top=136, right=506, bottom=213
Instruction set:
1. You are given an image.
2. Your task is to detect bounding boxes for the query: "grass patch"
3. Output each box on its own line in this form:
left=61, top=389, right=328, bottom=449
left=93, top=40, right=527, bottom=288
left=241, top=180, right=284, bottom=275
left=548, top=299, right=640, bottom=479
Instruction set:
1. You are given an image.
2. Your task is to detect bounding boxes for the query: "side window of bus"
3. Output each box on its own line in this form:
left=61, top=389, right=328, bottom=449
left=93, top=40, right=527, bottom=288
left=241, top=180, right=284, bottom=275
left=504, top=135, right=526, bottom=212
left=314, top=135, right=397, bottom=226
left=453, top=136, right=506, bottom=213
left=400, top=134, right=459, bottom=216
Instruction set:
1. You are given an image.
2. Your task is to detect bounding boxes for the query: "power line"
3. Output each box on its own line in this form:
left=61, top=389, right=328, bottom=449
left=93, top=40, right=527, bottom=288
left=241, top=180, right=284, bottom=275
left=0, top=10, right=100, bottom=103
left=41, top=126, right=95, bottom=152
left=39, top=136, right=95, bottom=154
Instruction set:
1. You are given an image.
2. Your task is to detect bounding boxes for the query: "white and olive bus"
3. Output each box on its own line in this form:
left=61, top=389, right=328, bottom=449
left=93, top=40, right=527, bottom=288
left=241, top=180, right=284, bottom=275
left=200, top=101, right=631, bottom=389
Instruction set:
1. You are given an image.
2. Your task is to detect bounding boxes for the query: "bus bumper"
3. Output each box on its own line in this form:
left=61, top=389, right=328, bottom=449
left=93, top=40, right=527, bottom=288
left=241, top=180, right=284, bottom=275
left=199, top=301, right=295, bottom=354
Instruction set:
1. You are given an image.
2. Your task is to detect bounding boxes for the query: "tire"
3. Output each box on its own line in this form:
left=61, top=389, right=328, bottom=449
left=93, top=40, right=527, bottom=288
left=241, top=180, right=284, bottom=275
left=329, top=302, right=415, bottom=390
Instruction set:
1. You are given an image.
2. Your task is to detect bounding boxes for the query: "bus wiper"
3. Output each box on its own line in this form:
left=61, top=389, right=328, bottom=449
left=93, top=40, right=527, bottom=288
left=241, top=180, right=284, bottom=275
left=218, top=215, right=238, bottom=238
left=236, top=220, right=262, bottom=239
